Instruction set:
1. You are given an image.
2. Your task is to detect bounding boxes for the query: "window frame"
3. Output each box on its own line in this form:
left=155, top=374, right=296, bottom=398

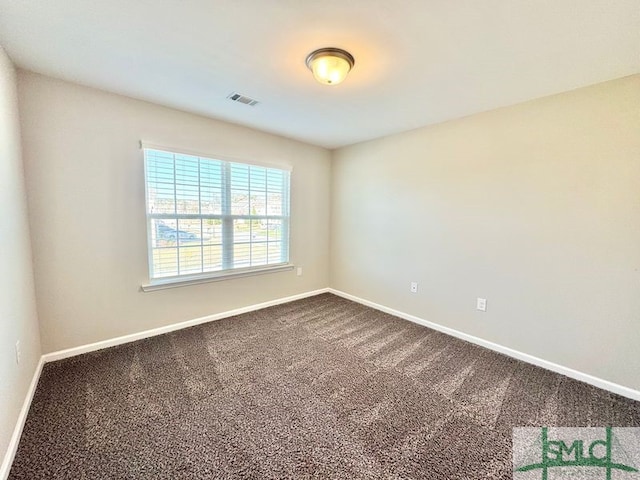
left=140, top=143, right=293, bottom=291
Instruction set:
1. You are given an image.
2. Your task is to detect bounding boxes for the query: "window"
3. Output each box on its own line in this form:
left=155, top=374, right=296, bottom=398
left=143, top=147, right=290, bottom=284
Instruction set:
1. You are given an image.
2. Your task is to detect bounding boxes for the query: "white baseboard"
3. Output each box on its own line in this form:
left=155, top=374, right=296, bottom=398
left=43, top=288, right=330, bottom=363
left=1, top=357, right=44, bottom=480
left=3, top=288, right=330, bottom=478
left=5, top=286, right=638, bottom=479
left=328, top=288, right=640, bottom=402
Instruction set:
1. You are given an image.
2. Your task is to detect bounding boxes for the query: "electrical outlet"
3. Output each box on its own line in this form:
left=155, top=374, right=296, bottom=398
left=477, top=298, right=487, bottom=312
left=15, top=341, right=21, bottom=365
left=410, top=282, right=418, bottom=293
left=296, top=267, right=303, bottom=277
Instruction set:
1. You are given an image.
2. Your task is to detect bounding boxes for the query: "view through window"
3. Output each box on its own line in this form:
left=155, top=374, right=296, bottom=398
left=144, top=148, right=290, bottom=281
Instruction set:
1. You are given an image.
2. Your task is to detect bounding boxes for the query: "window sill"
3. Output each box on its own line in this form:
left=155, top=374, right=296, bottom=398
left=141, top=264, right=294, bottom=292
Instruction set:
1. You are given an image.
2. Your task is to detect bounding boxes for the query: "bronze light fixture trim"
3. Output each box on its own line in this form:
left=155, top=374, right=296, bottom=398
left=305, top=47, right=355, bottom=85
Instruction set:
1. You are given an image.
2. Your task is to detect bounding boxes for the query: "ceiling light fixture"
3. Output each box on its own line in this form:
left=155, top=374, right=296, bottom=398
left=305, top=48, right=355, bottom=86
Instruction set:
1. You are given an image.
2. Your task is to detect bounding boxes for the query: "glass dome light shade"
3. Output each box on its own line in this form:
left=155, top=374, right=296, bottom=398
left=306, top=48, right=355, bottom=86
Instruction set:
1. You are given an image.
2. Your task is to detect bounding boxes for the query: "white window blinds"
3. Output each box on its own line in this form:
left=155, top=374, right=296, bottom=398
left=144, top=148, right=290, bottom=281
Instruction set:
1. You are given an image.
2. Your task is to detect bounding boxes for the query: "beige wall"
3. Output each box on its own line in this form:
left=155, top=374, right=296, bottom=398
left=18, top=71, right=331, bottom=354
left=0, top=49, right=41, bottom=466
left=13, top=69, right=640, bottom=393
left=331, top=75, right=640, bottom=391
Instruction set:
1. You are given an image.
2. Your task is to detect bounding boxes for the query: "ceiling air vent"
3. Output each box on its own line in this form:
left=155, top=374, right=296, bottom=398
left=227, top=92, right=259, bottom=106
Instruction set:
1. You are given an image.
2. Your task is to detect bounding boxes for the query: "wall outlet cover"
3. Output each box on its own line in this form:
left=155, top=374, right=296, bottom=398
left=477, top=298, right=487, bottom=311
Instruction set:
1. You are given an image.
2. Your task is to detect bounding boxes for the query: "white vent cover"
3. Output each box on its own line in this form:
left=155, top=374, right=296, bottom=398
left=227, top=92, right=259, bottom=106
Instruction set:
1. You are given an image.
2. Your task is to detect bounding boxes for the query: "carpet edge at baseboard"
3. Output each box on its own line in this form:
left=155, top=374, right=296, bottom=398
left=5, top=288, right=640, bottom=478
left=42, top=288, right=332, bottom=363
left=1, top=357, right=44, bottom=480
left=2, top=288, right=332, bottom=479
left=328, top=288, right=640, bottom=402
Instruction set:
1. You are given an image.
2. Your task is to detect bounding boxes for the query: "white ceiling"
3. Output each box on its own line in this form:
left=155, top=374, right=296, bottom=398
left=0, top=1, right=638, bottom=149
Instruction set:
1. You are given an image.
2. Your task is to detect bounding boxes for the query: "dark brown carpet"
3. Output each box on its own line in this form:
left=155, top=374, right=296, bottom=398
left=9, top=293, right=640, bottom=479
